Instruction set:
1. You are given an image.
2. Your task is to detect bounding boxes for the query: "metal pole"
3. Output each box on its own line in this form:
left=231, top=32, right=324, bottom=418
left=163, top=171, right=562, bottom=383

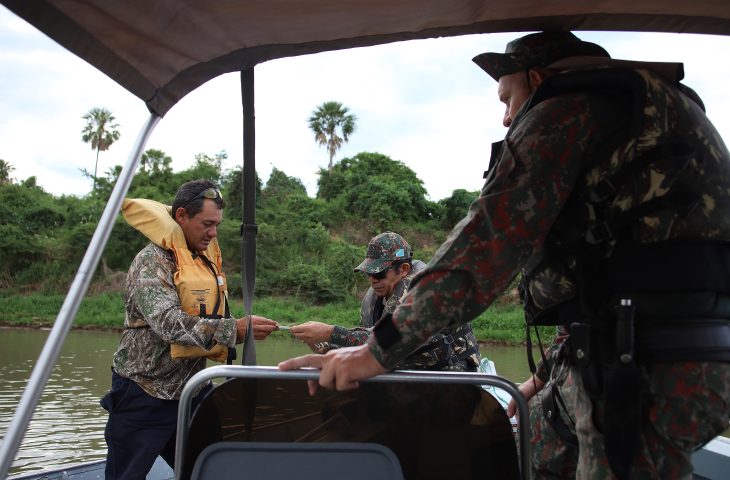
left=0, top=113, right=161, bottom=479
left=240, top=67, right=258, bottom=366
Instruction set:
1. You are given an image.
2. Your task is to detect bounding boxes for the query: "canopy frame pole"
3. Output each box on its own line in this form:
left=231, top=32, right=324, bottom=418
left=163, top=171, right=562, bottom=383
left=240, top=67, right=258, bottom=366
left=0, top=113, right=161, bottom=479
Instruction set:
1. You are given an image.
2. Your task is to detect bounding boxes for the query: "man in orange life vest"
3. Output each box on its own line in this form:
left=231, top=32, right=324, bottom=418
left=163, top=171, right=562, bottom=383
left=101, top=179, right=278, bottom=479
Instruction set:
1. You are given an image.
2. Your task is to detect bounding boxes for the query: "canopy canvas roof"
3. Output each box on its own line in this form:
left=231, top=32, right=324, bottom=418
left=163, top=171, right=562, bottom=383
left=2, top=0, right=729, bottom=116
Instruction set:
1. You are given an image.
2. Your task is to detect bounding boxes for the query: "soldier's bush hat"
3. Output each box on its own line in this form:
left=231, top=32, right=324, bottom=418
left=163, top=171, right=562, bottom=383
left=354, top=231, right=412, bottom=274
left=472, top=31, right=610, bottom=82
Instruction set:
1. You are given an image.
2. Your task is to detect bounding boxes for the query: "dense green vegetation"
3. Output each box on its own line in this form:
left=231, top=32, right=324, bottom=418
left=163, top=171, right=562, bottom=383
left=0, top=147, right=544, bottom=343
left=0, top=150, right=480, bottom=299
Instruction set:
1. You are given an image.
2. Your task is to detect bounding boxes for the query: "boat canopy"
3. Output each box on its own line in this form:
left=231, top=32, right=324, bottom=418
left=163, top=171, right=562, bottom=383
left=3, top=0, right=730, bottom=117
left=1, top=3, right=729, bottom=478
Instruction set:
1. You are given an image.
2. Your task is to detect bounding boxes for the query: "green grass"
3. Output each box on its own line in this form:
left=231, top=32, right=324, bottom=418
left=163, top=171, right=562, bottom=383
left=472, top=303, right=526, bottom=343
left=0, top=293, right=364, bottom=330
left=0, top=293, right=537, bottom=344
left=0, top=292, right=126, bottom=328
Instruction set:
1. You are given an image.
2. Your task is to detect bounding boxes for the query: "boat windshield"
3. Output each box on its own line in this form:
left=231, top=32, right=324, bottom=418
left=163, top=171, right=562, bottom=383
left=182, top=376, right=518, bottom=480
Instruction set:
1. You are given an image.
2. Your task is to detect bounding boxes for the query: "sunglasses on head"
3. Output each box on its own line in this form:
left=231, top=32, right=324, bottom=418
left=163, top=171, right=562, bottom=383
left=196, top=187, right=222, bottom=200
left=183, top=187, right=222, bottom=207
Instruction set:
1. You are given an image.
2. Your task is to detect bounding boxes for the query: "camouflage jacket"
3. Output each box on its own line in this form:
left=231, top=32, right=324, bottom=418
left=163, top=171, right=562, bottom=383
left=328, top=260, right=481, bottom=370
left=112, top=243, right=237, bottom=399
left=369, top=66, right=730, bottom=369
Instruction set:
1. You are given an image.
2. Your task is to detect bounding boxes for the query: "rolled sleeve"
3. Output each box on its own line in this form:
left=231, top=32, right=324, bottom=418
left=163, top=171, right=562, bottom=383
left=330, top=325, right=370, bottom=347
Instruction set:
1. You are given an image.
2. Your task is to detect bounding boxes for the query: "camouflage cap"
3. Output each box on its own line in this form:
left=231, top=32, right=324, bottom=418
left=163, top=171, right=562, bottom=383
left=472, top=31, right=610, bottom=82
left=354, top=231, right=412, bottom=274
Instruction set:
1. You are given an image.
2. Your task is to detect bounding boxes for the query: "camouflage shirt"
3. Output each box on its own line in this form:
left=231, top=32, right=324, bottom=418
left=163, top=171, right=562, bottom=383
left=369, top=67, right=730, bottom=369
left=112, top=243, right=237, bottom=399
left=328, top=260, right=480, bottom=370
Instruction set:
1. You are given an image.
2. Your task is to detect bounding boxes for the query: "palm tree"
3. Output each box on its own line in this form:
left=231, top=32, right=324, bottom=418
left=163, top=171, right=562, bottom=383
left=140, top=148, right=172, bottom=176
left=81, top=107, right=121, bottom=190
left=308, top=101, right=356, bottom=170
left=0, top=159, right=14, bottom=185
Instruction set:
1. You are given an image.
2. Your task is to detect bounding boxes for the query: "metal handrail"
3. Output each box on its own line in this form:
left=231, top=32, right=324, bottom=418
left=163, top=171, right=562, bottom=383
left=174, top=365, right=531, bottom=480
left=0, top=114, right=161, bottom=479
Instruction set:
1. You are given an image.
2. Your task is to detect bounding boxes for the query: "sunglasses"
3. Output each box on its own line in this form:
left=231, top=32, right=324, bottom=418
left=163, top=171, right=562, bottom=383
left=183, top=187, right=222, bottom=207
left=366, top=266, right=394, bottom=280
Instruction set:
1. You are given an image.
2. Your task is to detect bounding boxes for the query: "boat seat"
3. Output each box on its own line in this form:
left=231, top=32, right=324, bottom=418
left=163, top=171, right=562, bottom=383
left=190, top=441, right=403, bottom=480
left=181, top=375, right=519, bottom=480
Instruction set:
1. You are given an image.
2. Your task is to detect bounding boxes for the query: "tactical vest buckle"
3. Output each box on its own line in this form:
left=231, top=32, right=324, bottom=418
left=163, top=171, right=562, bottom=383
left=589, top=178, right=617, bottom=204
left=586, top=221, right=613, bottom=245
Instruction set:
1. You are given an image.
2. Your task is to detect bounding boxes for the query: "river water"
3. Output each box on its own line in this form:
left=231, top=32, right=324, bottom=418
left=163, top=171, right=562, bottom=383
left=0, top=327, right=534, bottom=477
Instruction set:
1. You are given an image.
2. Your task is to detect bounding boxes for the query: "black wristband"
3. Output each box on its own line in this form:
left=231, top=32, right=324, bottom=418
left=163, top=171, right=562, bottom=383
left=372, top=313, right=402, bottom=350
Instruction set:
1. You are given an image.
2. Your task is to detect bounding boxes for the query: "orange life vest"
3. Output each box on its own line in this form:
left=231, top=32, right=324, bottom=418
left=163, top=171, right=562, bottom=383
left=122, top=198, right=231, bottom=363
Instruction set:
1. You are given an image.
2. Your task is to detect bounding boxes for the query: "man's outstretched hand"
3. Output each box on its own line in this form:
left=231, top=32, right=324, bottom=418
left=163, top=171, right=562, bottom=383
left=290, top=321, right=335, bottom=345
left=235, top=315, right=279, bottom=343
left=278, top=344, right=387, bottom=395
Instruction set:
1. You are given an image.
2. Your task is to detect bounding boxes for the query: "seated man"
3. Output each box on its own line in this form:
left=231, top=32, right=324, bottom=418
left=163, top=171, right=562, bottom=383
left=292, top=231, right=481, bottom=371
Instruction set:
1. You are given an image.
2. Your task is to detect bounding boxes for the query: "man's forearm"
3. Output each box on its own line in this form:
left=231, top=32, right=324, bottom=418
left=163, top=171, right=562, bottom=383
left=330, top=325, right=370, bottom=347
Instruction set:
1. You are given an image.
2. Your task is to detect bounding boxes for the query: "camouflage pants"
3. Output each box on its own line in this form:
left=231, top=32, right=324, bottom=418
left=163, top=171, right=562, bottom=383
left=532, top=361, right=730, bottom=479
left=530, top=375, right=579, bottom=479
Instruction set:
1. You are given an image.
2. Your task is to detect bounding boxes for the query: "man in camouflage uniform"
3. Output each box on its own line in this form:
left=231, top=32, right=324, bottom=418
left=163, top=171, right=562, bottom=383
left=291, top=231, right=481, bottom=371
left=102, top=179, right=278, bottom=479
left=281, top=32, right=730, bottom=479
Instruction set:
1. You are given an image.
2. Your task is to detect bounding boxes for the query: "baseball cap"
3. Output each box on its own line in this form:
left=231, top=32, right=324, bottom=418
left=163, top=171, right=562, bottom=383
left=354, top=231, right=412, bottom=274
left=472, top=31, right=610, bottom=82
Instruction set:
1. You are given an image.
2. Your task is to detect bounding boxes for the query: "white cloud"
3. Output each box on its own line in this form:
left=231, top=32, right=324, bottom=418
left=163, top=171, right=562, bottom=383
left=2, top=8, right=730, bottom=202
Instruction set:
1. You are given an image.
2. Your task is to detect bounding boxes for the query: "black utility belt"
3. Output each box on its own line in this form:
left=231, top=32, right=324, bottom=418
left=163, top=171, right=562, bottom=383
left=637, top=320, right=730, bottom=363
left=567, top=319, right=730, bottom=364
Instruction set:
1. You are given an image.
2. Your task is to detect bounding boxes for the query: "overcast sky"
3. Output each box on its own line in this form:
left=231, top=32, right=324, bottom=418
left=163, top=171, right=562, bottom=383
left=2, top=6, right=730, bottom=202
